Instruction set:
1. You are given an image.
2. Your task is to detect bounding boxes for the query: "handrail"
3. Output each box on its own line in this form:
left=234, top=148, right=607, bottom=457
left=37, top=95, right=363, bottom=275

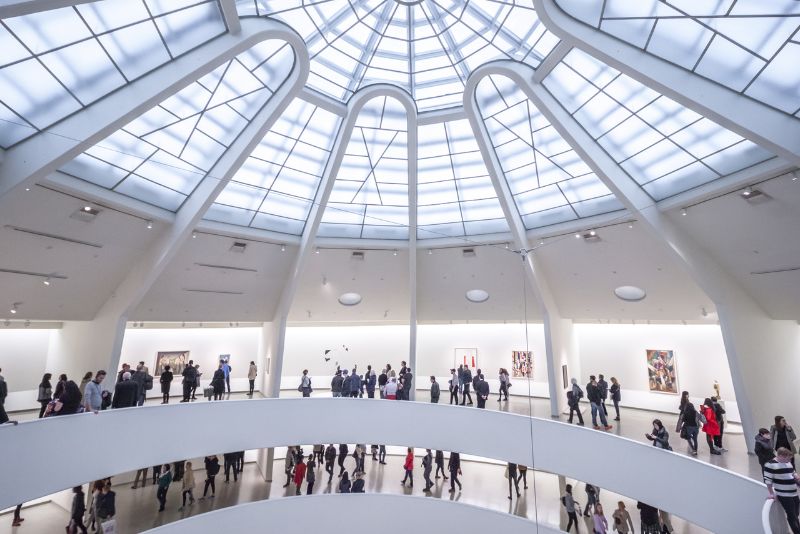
left=763, top=498, right=791, bottom=534
left=143, top=494, right=564, bottom=534
left=0, top=398, right=765, bottom=532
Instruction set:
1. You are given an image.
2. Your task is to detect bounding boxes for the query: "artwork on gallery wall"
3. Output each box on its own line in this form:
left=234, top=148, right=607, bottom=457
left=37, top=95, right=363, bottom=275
left=220, top=354, right=231, bottom=364
left=454, top=348, right=478, bottom=370
left=646, top=349, right=678, bottom=394
left=155, top=351, right=190, bottom=376
left=511, top=351, right=532, bottom=378
left=562, top=364, right=568, bottom=389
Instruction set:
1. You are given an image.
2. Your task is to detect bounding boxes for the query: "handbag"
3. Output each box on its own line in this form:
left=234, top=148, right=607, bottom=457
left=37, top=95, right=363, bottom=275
left=679, top=427, right=687, bottom=439
left=101, top=519, right=117, bottom=534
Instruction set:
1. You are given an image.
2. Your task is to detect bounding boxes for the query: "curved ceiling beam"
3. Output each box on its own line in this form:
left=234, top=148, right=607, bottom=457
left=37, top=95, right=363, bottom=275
left=533, top=0, right=800, bottom=166
left=0, top=399, right=764, bottom=533
left=0, top=17, right=309, bottom=203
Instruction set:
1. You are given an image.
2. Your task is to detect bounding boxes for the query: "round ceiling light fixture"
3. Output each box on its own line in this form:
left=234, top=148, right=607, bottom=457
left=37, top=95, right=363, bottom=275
left=614, top=286, right=646, bottom=302
left=465, top=289, right=489, bottom=303
left=338, top=292, right=362, bottom=306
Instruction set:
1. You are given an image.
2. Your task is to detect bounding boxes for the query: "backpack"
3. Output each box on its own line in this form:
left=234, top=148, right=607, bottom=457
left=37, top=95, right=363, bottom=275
left=144, top=374, right=154, bottom=391
left=100, top=390, right=112, bottom=409
left=209, top=462, right=220, bottom=476
left=575, top=386, right=584, bottom=399
left=696, top=409, right=707, bottom=426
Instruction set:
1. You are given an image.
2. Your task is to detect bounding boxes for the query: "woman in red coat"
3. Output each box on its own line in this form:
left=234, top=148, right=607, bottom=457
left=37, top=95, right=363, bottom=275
left=701, top=398, right=721, bottom=455
left=401, top=448, right=414, bottom=487
left=293, top=457, right=307, bottom=495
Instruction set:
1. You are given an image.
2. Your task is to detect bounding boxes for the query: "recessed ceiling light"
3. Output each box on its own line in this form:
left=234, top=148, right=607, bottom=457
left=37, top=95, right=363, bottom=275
left=465, top=289, right=489, bottom=303
left=427, top=249, right=433, bottom=255
left=614, top=286, right=646, bottom=302
left=24, top=187, right=30, bottom=192
left=146, top=220, right=153, bottom=229
left=315, top=247, right=320, bottom=254
left=191, top=231, right=197, bottom=239
left=338, top=292, right=362, bottom=306
left=83, top=206, right=92, bottom=212
left=575, top=233, right=581, bottom=239
left=628, top=222, right=634, bottom=229
left=742, top=186, right=753, bottom=196
left=43, top=278, right=51, bottom=286
left=681, top=208, right=687, bottom=216
left=393, top=249, right=398, bottom=256
left=589, top=229, right=596, bottom=236
left=9, top=302, right=20, bottom=314
left=280, top=244, right=286, bottom=252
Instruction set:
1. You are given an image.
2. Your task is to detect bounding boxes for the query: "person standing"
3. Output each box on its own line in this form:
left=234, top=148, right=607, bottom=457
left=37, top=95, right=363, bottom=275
left=313, top=444, right=324, bottom=466
left=637, top=501, right=661, bottom=534
left=131, top=466, right=149, bottom=489
left=592, top=503, right=609, bottom=534
left=181, top=360, right=197, bottom=403
left=449, top=369, right=459, bottom=405
left=384, top=377, right=398, bottom=400
left=678, top=402, right=700, bottom=455
left=325, top=444, right=337, bottom=483
left=54, top=373, right=68, bottom=401
left=400, top=369, right=413, bottom=401
left=377, top=368, right=388, bottom=398
left=475, top=374, right=490, bottom=409
left=79, top=372, right=93, bottom=399
left=430, top=376, right=440, bottom=403
left=222, top=359, right=232, bottom=394
left=612, top=501, right=634, bottom=534
left=498, top=368, right=510, bottom=401
left=597, top=374, right=609, bottom=416
left=586, top=376, right=612, bottom=430
left=772, top=416, right=798, bottom=468
left=0, top=369, right=11, bottom=425
left=561, top=484, right=579, bottom=533
left=131, top=365, right=148, bottom=406
left=86, top=480, right=103, bottom=532
left=422, top=449, right=434, bottom=492
left=435, top=450, right=447, bottom=480
left=338, top=472, right=351, bottom=493
left=506, top=463, right=520, bottom=499
left=366, top=366, right=377, bottom=398
left=293, top=456, right=306, bottom=495
left=338, top=443, right=349, bottom=477
left=609, top=377, right=621, bottom=421
left=306, top=455, right=316, bottom=495
left=401, top=448, right=414, bottom=488
left=348, top=369, right=360, bottom=398
left=300, top=369, right=312, bottom=397
left=330, top=370, right=344, bottom=398
left=460, top=366, right=473, bottom=406
left=37, top=373, right=53, bottom=418
left=448, top=452, right=462, bottom=492
left=200, top=455, right=219, bottom=500
left=224, top=452, right=239, bottom=483
left=110, top=373, right=137, bottom=409
left=756, top=428, right=776, bottom=474
left=700, top=398, right=721, bottom=455
left=159, top=365, right=173, bottom=404
left=190, top=364, right=201, bottom=400
left=81, top=370, right=105, bottom=414
left=567, top=390, right=584, bottom=425
left=247, top=361, right=257, bottom=396
left=96, top=483, right=115, bottom=526
left=179, top=461, right=195, bottom=510
left=765, top=447, right=800, bottom=534
left=283, top=447, right=295, bottom=488
left=582, top=483, right=598, bottom=517
left=156, top=464, right=172, bottom=512
left=378, top=444, right=387, bottom=465
left=211, top=363, right=226, bottom=401
left=711, top=396, right=727, bottom=451
left=68, top=486, right=88, bottom=533
left=570, top=378, right=584, bottom=402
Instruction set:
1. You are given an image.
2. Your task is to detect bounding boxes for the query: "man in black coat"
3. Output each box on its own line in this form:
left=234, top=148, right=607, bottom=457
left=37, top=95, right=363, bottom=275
left=181, top=360, right=197, bottom=402
left=475, top=374, right=490, bottom=409
left=111, top=372, right=138, bottom=408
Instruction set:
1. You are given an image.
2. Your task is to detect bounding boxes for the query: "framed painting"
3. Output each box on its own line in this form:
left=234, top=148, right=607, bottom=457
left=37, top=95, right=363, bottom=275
left=511, top=351, right=532, bottom=378
left=154, top=351, right=190, bottom=377
left=454, top=348, right=478, bottom=370
left=646, top=349, right=678, bottom=394
left=562, top=364, right=569, bottom=389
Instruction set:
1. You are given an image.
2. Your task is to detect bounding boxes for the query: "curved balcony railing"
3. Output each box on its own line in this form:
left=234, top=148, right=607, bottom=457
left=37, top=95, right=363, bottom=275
left=0, top=398, right=765, bottom=533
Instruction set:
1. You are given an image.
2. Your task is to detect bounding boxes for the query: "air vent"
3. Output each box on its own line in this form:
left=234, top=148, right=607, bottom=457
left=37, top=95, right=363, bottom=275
left=230, top=242, right=247, bottom=253
left=194, top=263, right=257, bottom=273
left=462, top=248, right=476, bottom=257
left=182, top=288, right=244, bottom=295
left=70, top=206, right=100, bottom=222
left=740, top=187, right=769, bottom=203
left=583, top=232, right=601, bottom=243
left=4, top=225, right=103, bottom=248
left=351, top=251, right=365, bottom=261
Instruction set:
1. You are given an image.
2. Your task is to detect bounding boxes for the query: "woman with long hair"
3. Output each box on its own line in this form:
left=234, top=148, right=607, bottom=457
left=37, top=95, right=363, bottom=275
left=54, top=380, right=82, bottom=416
left=675, top=390, right=690, bottom=432
left=79, top=372, right=93, bottom=398
left=53, top=373, right=67, bottom=401
left=771, top=415, right=797, bottom=468
left=701, top=398, right=721, bottom=455
left=592, top=502, right=609, bottom=534
left=37, top=373, right=53, bottom=418
left=609, top=377, right=621, bottom=421
left=645, top=419, right=671, bottom=450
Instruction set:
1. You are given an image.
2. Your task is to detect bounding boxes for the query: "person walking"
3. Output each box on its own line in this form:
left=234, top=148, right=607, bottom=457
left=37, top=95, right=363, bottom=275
left=85, top=480, right=103, bottom=532
left=561, top=484, right=579, bottom=533
left=448, top=369, right=459, bottom=405
left=430, top=376, right=440, bottom=403
left=160, top=365, right=173, bottom=404
left=609, top=377, right=621, bottom=421
left=299, top=369, right=312, bottom=397
left=338, top=471, right=351, bottom=494
left=678, top=401, right=700, bottom=455
left=131, top=466, right=149, bottom=489
left=592, top=503, right=609, bottom=534
left=597, top=374, right=609, bottom=416
left=711, top=396, right=727, bottom=451
left=507, top=462, right=520, bottom=499
left=37, top=373, right=53, bottom=418
left=448, top=452, right=462, bottom=492
left=401, top=448, right=414, bottom=487
left=567, top=389, right=584, bottom=425
left=756, top=428, right=776, bottom=475
left=283, top=447, right=295, bottom=488
left=313, top=444, right=324, bottom=466
left=460, top=365, right=473, bottom=405
left=68, top=486, right=88, bottom=534
left=645, top=419, right=672, bottom=450
left=435, top=450, right=447, bottom=480
left=612, top=501, right=635, bottom=534
left=475, top=374, right=490, bottom=409
left=96, top=483, right=115, bottom=526
left=378, top=444, right=387, bottom=465
left=325, top=444, right=337, bottom=483
left=156, top=464, right=172, bottom=512
left=200, top=455, right=219, bottom=500
left=517, top=464, right=528, bottom=489
left=181, top=360, right=197, bottom=403
left=700, top=398, right=721, bottom=455
left=583, top=483, right=598, bottom=517
left=765, top=447, right=800, bottom=534
left=338, top=444, right=349, bottom=477
left=293, top=456, right=306, bottom=495
left=179, top=461, right=195, bottom=510
left=247, top=361, right=257, bottom=396
left=498, top=368, right=510, bottom=401
left=772, top=416, right=798, bottom=468
left=306, top=456, right=316, bottom=495
left=422, top=449, right=434, bottom=492
left=586, top=376, right=612, bottom=430
left=210, top=363, right=225, bottom=401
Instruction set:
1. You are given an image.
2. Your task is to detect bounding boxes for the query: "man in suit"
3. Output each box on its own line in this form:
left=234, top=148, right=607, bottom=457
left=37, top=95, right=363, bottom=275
left=112, top=372, right=138, bottom=408
left=475, top=374, right=490, bottom=409
left=181, top=360, right=197, bottom=402
left=422, top=449, right=434, bottom=492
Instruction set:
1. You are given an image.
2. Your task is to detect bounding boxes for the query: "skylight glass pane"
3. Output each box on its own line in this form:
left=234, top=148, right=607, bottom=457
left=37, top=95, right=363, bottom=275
left=555, top=0, right=800, bottom=117
left=155, top=2, right=225, bottom=57
left=544, top=49, right=777, bottom=201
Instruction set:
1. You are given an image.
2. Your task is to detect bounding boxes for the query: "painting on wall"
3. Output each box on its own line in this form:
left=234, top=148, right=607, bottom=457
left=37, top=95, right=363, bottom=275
left=454, top=348, right=478, bottom=371
left=511, top=351, right=532, bottom=378
left=155, top=351, right=190, bottom=376
left=562, top=364, right=569, bottom=389
left=646, top=349, right=678, bottom=394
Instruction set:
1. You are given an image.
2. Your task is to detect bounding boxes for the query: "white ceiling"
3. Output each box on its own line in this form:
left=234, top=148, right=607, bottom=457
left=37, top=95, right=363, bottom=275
left=134, top=232, right=295, bottom=322
left=669, top=173, right=800, bottom=320
left=0, top=186, right=160, bottom=320
left=535, top=222, right=716, bottom=322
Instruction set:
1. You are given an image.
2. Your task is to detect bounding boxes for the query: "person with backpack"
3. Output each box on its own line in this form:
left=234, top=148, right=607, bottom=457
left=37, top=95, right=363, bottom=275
left=582, top=483, right=598, bottom=517
left=645, top=419, right=672, bottom=450
left=561, top=484, right=579, bottom=533
left=324, top=444, right=337, bottom=484
left=200, top=455, right=220, bottom=500
left=156, top=464, right=172, bottom=512
left=678, top=401, right=700, bottom=455
left=701, top=398, right=722, bottom=455
left=567, top=390, right=584, bottom=425
left=401, top=448, right=414, bottom=488
left=422, top=449, right=434, bottom=492
left=181, top=360, right=197, bottom=403
left=430, top=376, right=440, bottom=403
left=159, top=365, right=173, bottom=404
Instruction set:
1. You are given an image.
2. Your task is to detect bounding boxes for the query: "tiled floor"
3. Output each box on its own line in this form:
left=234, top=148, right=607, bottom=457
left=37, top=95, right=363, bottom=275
left=1, top=390, right=758, bottom=533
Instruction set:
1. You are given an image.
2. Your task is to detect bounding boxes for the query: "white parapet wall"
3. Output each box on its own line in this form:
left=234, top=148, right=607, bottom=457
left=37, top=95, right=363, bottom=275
left=0, top=398, right=765, bottom=532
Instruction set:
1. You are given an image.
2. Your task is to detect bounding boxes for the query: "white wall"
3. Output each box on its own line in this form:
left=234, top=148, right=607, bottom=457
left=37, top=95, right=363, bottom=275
left=575, top=323, right=740, bottom=421
left=0, top=329, right=53, bottom=391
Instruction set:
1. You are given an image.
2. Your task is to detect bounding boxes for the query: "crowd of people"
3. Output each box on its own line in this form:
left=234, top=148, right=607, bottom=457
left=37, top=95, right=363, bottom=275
left=560, top=485, right=675, bottom=534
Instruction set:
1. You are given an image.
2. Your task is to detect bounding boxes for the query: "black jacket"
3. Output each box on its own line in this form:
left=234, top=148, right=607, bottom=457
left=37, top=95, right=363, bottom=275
left=351, top=478, right=365, bottom=493
left=476, top=379, right=490, bottom=398
left=331, top=375, right=344, bottom=393
left=111, top=380, right=138, bottom=408
left=448, top=453, right=460, bottom=472
left=211, top=369, right=225, bottom=391
left=597, top=379, right=609, bottom=399
left=182, top=366, right=198, bottom=385
left=96, top=491, right=116, bottom=517
left=339, top=444, right=349, bottom=456
left=586, top=382, right=602, bottom=404
left=160, top=371, right=173, bottom=385
left=435, top=450, right=444, bottom=465
left=325, top=445, right=337, bottom=462
left=378, top=373, right=388, bottom=386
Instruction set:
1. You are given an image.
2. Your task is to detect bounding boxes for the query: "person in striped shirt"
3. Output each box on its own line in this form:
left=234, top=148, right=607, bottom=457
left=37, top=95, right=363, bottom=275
left=765, top=447, right=800, bottom=534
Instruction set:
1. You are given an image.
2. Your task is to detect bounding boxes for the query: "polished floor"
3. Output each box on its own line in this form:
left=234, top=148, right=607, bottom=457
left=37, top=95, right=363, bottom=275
left=2, top=389, right=757, bottom=533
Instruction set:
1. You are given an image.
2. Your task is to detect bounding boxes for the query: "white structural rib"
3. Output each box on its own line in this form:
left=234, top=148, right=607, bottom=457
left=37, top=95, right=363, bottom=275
left=0, top=18, right=306, bottom=202
left=533, top=0, right=800, bottom=166
left=464, top=66, right=579, bottom=419
left=485, top=59, right=797, bottom=451
left=264, top=84, right=419, bottom=399
left=0, top=0, right=92, bottom=18
left=218, top=0, right=241, bottom=34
